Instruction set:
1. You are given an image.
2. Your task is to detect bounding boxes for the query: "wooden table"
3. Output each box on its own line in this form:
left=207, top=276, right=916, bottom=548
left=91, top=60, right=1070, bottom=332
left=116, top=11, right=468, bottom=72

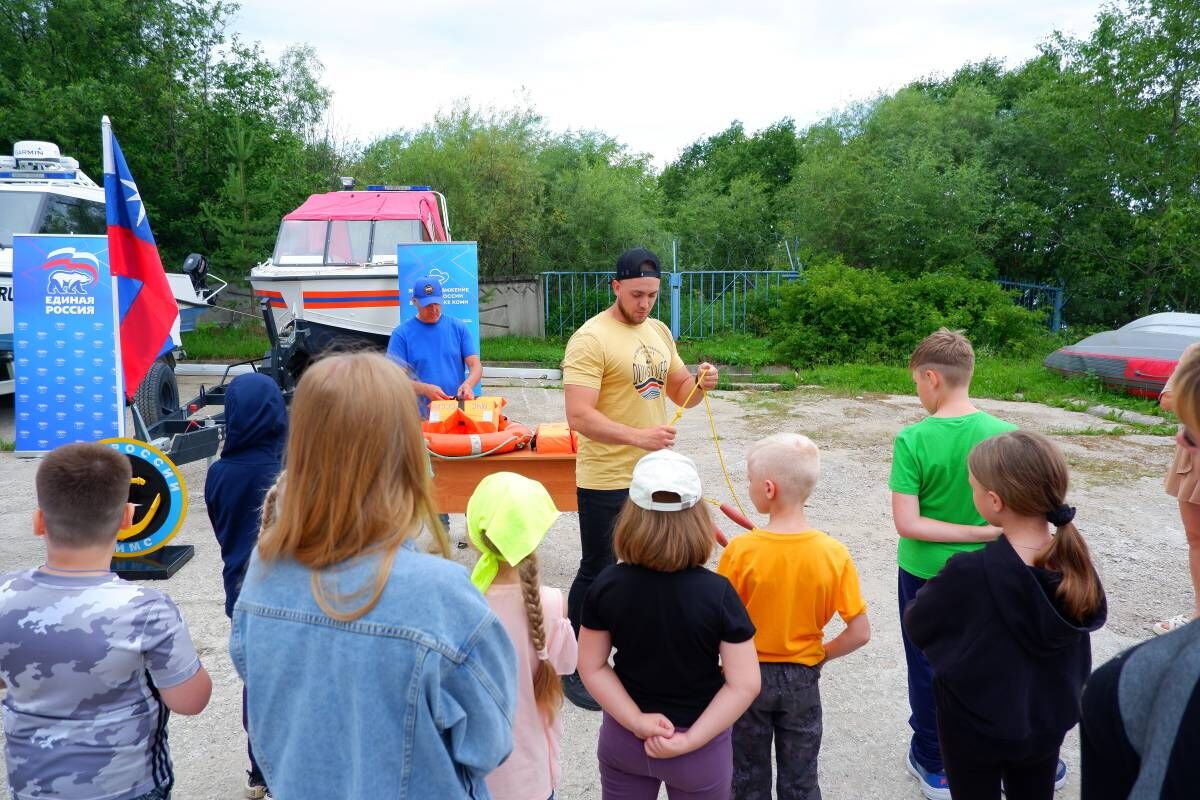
left=431, top=449, right=578, bottom=512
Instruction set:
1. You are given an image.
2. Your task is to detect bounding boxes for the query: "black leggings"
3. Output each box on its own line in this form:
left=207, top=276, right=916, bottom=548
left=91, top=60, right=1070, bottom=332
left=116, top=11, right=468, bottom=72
left=938, top=705, right=1062, bottom=800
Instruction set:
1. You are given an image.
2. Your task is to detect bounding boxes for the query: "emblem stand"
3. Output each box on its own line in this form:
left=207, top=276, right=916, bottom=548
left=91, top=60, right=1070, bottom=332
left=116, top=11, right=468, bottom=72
left=102, top=437, right=193, bottom=580
left=112, top=545, right=194, bottom=580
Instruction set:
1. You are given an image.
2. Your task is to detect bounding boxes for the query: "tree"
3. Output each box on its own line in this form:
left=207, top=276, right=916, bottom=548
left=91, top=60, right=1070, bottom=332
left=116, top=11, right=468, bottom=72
left=0, top=0, right=341, bottom=272
left=779, top=87, right=999, bottom=277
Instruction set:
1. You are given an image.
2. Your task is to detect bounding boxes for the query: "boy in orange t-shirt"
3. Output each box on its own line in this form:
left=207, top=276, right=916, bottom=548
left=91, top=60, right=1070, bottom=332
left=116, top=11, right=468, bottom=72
left=717, top=433, right=871, bottom=800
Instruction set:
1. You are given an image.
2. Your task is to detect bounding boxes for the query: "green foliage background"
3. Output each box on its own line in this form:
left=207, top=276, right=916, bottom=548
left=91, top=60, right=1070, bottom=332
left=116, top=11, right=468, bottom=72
left=3, top=0, right=1197, bottom=330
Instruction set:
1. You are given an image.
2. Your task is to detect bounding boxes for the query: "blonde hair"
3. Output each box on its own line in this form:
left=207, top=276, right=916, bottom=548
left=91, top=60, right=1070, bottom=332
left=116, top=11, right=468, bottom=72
left=1173, top=350, right=1200, bottom=430
left=747, top=433, right=819, bottom=503
left=257, top=352, right=449, bottom=621
left=909, top=328, right=975, bottom=388
left=968, top=431, right=1103, bottom=621
left=479, top=534, right=563, bottom=722
left=613, top=500, right=714, bottom=572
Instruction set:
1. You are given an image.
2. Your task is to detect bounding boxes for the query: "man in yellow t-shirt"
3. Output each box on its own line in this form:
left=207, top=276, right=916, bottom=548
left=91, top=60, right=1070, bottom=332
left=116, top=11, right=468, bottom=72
left=560, top=247, right=718, bottom=710
left=717, top=433, right=871, bottom=798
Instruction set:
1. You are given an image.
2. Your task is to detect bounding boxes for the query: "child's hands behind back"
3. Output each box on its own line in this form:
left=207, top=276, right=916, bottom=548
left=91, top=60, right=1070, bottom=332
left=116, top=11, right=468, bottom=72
left=644, top=729, right=696, bottom=759
left=631, top=712, right=674, bottom=741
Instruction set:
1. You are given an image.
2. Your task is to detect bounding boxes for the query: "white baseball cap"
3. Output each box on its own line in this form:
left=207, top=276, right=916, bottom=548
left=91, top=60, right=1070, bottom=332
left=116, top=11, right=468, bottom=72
left=629, top=450, right=702, bottom=511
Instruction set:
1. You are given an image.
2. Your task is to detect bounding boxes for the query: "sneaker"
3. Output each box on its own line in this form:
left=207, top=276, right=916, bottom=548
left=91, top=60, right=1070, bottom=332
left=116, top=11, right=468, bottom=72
left=1001, top=758, right=1068, bottom=795
left=562, top=672, right=601, bottom=712
left=245, top=771, right=269, bottom=800
left=1152, top=613, right=1194, bottom=636
left=906, top=748, right=952, bottom=800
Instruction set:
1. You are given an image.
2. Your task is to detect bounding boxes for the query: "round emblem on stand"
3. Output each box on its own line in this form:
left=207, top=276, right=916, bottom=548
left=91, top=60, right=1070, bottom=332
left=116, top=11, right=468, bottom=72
left=100, top=438, right=188, bottom=557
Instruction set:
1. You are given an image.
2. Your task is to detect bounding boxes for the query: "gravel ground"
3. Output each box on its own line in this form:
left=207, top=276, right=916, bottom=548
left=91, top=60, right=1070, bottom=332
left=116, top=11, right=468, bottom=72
left=0, top=380, right=1187, bottom=799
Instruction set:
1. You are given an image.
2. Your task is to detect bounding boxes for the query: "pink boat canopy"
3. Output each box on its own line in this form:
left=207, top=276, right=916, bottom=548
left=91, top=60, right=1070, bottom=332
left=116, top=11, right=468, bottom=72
left=284, top=191, right=448, bottom=241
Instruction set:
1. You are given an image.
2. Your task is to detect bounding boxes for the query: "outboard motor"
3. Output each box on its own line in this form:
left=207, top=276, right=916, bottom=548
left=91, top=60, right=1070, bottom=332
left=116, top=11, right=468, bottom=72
left=181, top=253, right=209, bottom=298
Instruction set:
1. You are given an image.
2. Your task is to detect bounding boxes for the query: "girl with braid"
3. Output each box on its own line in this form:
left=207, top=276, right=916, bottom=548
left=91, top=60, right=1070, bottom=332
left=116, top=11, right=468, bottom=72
left=468, top=472, right=578, bottom=800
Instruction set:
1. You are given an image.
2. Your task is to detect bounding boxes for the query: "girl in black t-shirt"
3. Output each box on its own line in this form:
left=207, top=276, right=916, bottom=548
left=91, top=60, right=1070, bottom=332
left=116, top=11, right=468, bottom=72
left=579, top=450, right=760, bottom=800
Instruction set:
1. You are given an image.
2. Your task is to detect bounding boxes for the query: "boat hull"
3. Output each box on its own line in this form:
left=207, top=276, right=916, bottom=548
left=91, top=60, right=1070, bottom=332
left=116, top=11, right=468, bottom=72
left=250, top=268, right=401, bottom=354
left=1043, top=349, right=1176, bottom=398
left=1043, top=313, right=1200, bottom=398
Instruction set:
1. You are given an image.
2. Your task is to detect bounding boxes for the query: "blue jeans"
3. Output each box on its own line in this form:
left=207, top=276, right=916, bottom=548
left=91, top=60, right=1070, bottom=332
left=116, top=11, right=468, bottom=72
left=899, top=567, right=943, bottom=774
left=132, top=786, right=170, bottom=800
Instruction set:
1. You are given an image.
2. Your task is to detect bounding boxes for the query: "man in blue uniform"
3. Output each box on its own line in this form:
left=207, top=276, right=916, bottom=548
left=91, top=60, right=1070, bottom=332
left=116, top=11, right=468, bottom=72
left=387, top=275, right=482, bottom=417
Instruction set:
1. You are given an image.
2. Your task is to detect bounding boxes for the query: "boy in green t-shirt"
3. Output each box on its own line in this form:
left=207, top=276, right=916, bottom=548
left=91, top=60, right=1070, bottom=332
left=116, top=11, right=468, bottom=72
left=890, top=329, right=1015, bottom=800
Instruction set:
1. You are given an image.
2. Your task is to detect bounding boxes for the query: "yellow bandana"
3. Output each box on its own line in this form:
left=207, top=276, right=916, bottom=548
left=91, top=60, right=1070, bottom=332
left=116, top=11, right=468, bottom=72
left=468, top=472, right=560, bottom=592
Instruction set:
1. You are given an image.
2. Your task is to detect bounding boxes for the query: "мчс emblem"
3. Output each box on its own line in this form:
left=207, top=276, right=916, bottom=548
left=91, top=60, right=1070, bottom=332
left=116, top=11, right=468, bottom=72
left=101, top=438, right=188, bottom=557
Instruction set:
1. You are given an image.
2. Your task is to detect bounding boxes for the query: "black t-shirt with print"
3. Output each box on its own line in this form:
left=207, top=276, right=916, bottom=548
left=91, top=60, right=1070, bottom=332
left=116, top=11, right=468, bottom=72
left=582, top=563, right=755, bottom=727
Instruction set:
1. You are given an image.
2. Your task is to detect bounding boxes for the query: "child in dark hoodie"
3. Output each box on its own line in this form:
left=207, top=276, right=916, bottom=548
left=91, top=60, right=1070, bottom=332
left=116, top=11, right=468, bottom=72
left=205, top=372, right=286, bottom=799
left=904, top=431, right=1106, bottom=800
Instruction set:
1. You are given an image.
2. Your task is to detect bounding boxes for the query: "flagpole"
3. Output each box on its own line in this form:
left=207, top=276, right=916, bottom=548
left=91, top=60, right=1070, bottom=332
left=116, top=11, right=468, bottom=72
left=101, top=115, right=126, bottom=410
left=102, top=115, right=113, bottom=175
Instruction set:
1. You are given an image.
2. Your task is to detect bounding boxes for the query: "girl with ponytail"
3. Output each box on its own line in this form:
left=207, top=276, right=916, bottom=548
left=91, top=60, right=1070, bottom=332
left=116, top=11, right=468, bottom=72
left=468, top=472, right=578, bottom=800
left=904, top=430, right=1107, bottom=800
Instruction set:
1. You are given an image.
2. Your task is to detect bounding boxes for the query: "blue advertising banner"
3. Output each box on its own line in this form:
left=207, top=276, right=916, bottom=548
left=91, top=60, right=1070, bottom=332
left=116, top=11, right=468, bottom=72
left=13, top=234, right=123, bottom=454
left=397, top=241, right=481, bottom=392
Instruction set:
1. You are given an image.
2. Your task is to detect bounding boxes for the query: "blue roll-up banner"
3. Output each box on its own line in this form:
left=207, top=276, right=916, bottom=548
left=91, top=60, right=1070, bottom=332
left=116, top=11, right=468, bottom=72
left=396, top=241, right=481, bottom=393
left=13, top=234, right=124, bottom=454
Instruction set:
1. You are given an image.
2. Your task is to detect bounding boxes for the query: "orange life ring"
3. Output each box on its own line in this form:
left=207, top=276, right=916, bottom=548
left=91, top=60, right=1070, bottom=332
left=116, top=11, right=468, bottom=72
left=425, top=424, right=533, bottom=458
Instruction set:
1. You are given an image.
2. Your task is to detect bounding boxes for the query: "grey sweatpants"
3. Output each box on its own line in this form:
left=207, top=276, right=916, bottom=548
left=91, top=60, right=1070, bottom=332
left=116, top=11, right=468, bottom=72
left=731, top=662, right=822, bottom=800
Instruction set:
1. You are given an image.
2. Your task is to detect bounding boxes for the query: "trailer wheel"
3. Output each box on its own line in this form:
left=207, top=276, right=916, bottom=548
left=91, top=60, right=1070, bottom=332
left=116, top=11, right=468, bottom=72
left=134, top=360, right=180, bottom=426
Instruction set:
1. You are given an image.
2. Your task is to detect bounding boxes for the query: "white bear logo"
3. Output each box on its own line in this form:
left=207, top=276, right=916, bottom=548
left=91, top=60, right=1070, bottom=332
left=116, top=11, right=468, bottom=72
left=47, top=270, right=94, bottom=295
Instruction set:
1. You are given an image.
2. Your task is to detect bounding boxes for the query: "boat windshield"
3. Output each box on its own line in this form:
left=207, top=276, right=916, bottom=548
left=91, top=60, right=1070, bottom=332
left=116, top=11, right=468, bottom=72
left=273, top=220, right=327, bottom=265
left=41, top=196, right=107, bottom=237
left=0, top=193, right=43, bottom=247
left=371, top=220, right=429, bottom=262
left=0, top=193, right=106, bottom=248
left=272, top=218, right=431, bottom=266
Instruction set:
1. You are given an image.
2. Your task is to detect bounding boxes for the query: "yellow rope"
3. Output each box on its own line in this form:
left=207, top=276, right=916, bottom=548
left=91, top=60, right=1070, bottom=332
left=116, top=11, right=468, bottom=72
left=670, top=366, right=709, bottom=426
left=671, top=366, right=751, bottom=522
left=703, top=388, right=751, bottom=521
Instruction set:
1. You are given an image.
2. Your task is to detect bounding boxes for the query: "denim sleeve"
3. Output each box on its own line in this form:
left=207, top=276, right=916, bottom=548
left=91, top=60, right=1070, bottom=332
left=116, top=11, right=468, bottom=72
left=437, top=612, right=518, bottom=783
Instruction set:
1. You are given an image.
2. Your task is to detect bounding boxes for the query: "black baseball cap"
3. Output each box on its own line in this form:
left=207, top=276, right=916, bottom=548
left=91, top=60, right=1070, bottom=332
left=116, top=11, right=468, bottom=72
left=615, top=247, right=662, bottom=280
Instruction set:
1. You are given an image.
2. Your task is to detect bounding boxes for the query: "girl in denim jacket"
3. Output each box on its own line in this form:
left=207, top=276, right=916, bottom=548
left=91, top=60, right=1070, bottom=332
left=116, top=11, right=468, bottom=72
left=231, top=353, right=518, bottom=799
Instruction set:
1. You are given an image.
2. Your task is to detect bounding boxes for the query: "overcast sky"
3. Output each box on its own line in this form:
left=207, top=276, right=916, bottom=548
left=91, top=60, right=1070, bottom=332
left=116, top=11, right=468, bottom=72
left=234, top=0, right=1106, bottom=165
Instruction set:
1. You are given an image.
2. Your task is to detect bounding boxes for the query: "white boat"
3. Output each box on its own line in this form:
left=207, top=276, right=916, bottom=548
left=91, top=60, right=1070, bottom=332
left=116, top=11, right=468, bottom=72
left=248, top=184, right=451, bottom=357
left=0, top=141, right=221, bottom=396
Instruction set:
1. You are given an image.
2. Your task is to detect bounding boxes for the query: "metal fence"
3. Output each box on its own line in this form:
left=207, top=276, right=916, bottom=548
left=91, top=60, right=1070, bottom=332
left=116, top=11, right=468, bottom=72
left=670, top=271, right=799, bottom=339
left=542, top=271, right=1065, bottom=338
left=541, top=270, right=800, bottom=339
left=997, top=278, right=1066, bottom=331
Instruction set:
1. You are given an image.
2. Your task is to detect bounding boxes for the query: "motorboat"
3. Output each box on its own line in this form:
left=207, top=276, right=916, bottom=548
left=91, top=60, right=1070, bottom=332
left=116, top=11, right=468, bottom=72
left=1043, top=312, right=1200, bottom=397
left=248, top=184, right=451, bottom=356
left=0, top=141, right=221, bottom=395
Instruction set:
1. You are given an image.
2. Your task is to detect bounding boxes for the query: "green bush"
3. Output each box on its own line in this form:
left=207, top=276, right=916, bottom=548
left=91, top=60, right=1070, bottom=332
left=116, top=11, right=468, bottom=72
left=767, top=261, right=1046, bottom=365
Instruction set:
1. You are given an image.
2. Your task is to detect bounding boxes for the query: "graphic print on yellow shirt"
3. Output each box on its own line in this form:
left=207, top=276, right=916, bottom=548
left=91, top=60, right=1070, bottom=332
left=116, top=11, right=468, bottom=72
left=563, top=312, right=684, bottom=490
left=632, top=344, right=669, bottom=400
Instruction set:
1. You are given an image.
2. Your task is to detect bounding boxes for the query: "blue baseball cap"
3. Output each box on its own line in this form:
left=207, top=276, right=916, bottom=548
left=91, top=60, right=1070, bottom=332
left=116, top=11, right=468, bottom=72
left=412, top=275, right=443, bottom=307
